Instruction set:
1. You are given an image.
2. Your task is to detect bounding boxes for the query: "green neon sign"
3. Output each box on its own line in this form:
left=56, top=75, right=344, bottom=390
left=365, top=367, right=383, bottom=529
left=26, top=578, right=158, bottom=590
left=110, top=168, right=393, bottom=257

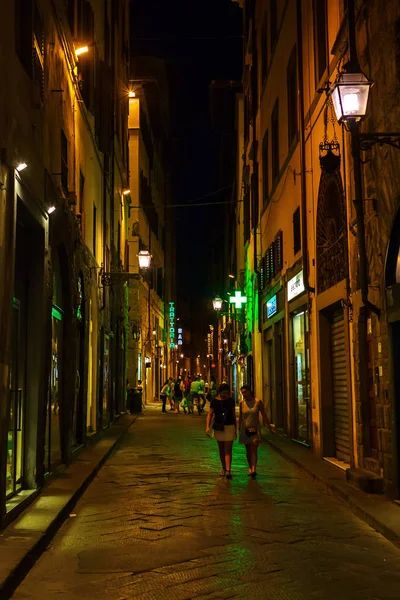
left=169, top=301, right=175, bottom=348
left=229, top=290, right=247, bottom=309
left=52, top=305, right=64, bottom=321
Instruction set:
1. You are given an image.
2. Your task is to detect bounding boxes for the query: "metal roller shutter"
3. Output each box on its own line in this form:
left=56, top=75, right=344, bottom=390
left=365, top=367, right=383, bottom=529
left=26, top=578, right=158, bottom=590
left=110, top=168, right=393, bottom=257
left=331, top=311, right=350, bottom=463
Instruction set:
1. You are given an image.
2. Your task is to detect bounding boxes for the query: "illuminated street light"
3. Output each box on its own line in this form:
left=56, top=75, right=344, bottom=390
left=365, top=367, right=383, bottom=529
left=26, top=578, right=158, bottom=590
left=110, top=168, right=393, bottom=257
left=330, top=72, right=372, bottom=124
left=16, top=162, right=27, bottom=172
left=122, top=188, right=131, bottom=195
left=228, top=274, right=235, bottom=279
left=137, top=249, right=151, bottom=269
left=75, top=45, right=89, bottom=57
left=128, top=91, right=136, bottom=98
left=229, top=290, right=247, bottom=309
left=47, top=206, right=56, bottom=215
left=213, top=296, right=223, bottom=310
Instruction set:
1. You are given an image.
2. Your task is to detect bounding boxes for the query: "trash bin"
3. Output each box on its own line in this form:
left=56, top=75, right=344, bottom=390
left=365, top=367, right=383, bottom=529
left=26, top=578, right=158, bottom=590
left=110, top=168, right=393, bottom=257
left=127, top=388, right=142, bottom=414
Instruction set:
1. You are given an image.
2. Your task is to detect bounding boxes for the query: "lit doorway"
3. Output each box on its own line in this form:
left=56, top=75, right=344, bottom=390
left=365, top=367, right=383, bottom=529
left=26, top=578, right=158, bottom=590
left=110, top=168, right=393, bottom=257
left=6, top=299, right=24, bottom=497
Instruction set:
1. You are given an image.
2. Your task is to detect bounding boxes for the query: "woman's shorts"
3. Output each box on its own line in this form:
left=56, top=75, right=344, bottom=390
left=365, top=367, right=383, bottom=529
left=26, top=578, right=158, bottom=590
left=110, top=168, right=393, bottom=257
left=213, top=424, right=236, bottom=442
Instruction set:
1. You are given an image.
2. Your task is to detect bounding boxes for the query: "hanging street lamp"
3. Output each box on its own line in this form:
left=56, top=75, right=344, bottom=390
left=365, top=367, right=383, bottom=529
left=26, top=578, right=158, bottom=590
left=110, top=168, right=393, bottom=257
left=213, top=296, right=223, bottom=311
left=324, top=0, right=400, bottom=317
left=137, top=249, right=152, bottom=269
left=330, top=72, right=373, bottom=124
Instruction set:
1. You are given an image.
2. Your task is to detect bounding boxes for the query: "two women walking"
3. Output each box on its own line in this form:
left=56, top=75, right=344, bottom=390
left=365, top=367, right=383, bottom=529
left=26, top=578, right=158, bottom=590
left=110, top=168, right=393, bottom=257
left=206, top=383, right=273, bottom=479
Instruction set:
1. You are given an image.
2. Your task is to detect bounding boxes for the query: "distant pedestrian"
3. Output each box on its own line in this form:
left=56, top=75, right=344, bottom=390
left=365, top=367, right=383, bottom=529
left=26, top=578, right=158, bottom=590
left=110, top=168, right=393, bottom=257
left=238, top=385, right=274, bottom=478
left=209, top=375, right=217, bottom=403
left=160, top=378, right=172, bottom=413
left=198, top=375, right=206, bottom=411
left=206, top=383, right=236, bottom=479
left=174, top=377, right=184, bottom=413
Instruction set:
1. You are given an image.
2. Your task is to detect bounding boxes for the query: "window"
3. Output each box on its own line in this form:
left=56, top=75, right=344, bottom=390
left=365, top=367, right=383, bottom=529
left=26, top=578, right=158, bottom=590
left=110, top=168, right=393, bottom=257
left=270, top=0, right=278, bottom=54
left=77, top=0, right=95, bottom=112
left=15, top=0, right=44, bottom=100
left=395, top=18, right=400, bottom=86
left=261, top=15, right=268, bottom=83
left=93, top=204, right=97, bottom=259
left=262, top=131, right=269, bottom=205
left=275, top=230, right=283, bottom=272
left=77, top=276, right=83, bottom=321
left=314, top=0, right=328, bottom=84
left=15, top=0, right=33, bottom=75
left=67, top=0, right=75, bottom=35
left=61, top=130, right=68, bottom=192
left=269, top=243, right=275, bottom=280
left=157, top=267, right=164, bottom=299
left=32, top=1, right=44, bottom=101
left=117, top=221, right=121, bottom=267
left=244, top=185, right=251, bottom=244
left=293, top=207, right=301, bottom=254
left=287, top=45, right=298, bottom=147
left=125, top=241, right=129, bottom=272
left=271, top=99, right=279, bottom=183
left=251, top=173, right=258, bottom=231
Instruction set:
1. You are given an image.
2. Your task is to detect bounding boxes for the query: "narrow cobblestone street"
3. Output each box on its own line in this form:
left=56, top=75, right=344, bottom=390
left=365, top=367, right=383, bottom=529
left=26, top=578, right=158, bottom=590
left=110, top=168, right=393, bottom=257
left=12, top=407, right=400, bottom=600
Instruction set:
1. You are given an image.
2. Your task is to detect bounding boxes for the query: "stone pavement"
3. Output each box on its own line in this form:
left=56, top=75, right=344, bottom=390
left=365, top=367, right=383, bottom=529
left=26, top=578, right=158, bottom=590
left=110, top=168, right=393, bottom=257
left=12, top=406, right=400, bottom=600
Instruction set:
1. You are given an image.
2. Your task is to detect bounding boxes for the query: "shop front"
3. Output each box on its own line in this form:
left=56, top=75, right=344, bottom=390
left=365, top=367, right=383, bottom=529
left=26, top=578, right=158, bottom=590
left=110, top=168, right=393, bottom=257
left=262, top=286, right=286, bottom=431
left=386, top=205, right=400, bottom=497
left=287, top=270, right=311, bottom=445
left=4, top=186, right=47, bottom=520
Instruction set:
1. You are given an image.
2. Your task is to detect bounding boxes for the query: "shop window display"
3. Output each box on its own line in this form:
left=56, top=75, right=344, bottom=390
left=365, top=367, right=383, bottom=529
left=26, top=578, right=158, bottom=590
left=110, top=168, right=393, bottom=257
left=292, top=310, right=311, bottom=443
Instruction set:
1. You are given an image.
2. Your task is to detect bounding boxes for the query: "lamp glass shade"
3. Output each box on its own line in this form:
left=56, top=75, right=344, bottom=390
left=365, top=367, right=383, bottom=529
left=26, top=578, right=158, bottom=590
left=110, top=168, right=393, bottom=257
left=331, top=73, right=372, bottom=123
left=75, top=45, right=89, bottom=56
left=137, top=250, right=151, bottom=269
left=213, top=296, right=223, bottom=310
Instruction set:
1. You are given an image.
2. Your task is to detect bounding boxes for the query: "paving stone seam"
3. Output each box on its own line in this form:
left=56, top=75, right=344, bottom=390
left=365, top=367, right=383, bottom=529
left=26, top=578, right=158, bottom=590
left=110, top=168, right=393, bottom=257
left=0, top=416, right=138, bottom=600
left=265, top=437, right=400, bottom=549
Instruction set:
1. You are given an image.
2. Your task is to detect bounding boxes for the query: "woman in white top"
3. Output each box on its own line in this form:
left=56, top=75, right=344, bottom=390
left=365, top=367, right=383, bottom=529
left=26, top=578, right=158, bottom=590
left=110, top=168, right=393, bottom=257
left=239, top=385, right=274, bottom=478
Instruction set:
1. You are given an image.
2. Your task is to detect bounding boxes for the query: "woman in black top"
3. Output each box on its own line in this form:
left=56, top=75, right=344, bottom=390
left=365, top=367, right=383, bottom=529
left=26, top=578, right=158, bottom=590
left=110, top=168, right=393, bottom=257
left=206, top=383, right=236, bottom=479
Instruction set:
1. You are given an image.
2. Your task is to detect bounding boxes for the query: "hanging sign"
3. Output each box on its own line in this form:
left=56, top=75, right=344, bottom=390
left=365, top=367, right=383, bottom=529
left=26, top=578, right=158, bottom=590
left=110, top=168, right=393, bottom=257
left=287, top=270, right=305, bottom=301
left=266, top=295, right=277, bottom=318
left=169, top=302, right=175, bottom=348
left=177, top=327, right=183, bottom=346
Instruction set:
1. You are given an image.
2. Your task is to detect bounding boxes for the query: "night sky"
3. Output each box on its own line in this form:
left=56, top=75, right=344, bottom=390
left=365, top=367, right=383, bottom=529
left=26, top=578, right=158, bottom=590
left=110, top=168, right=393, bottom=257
left=131, top=0, right=242, bottom=327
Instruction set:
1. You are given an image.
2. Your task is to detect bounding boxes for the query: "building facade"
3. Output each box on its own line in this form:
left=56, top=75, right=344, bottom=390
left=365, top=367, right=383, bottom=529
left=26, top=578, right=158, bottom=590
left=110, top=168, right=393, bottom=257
left=126, top=58, right=175, bottom=402
left=0, top=0, right=129, bottom=526
left=231, top=0, right=400, bottom=499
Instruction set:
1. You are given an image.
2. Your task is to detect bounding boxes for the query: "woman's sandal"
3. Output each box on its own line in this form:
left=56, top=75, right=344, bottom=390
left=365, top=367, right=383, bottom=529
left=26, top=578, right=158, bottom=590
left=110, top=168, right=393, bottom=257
left=226, top=471, right=233, bottom=480
left=251, top=471, right=257, bottom=479
left=220, top=469, right=226, bottom=477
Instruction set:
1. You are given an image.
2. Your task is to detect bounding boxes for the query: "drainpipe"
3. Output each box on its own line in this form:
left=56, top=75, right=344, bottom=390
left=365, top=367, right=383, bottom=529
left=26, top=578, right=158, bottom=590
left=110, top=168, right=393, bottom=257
left=347, top=0, right=380, bottom=317
left=296, top=0, right=315, bottom=295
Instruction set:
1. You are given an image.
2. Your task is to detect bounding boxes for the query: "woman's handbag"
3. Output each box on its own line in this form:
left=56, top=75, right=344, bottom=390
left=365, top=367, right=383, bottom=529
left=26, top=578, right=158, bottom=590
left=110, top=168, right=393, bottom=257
left=212, top=407, right=226, bottom=431
left=245, top=427, right=258, bottom=437
left=212, top=422, right=225, bottom=431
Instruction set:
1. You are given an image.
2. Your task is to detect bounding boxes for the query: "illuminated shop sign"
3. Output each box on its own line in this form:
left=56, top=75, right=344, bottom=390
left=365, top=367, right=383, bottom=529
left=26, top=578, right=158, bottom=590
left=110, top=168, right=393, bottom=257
left=177, top=327, right=183, bottom=346
left=266, top=295, right=277, bottom=319
left=169, top=302, right=175, bottom=348
left=287, top=270, right=305, bottom=301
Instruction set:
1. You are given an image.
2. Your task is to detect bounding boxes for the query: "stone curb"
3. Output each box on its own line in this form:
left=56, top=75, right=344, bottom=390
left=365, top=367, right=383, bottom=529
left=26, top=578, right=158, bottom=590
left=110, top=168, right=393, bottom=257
left=0, top=414, right=138, bottom=599
left=264, top=432, right=400, bottom=548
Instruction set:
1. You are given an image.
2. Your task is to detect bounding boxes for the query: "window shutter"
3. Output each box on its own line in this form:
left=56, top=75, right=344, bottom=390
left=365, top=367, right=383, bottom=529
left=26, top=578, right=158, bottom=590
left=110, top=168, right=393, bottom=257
left=265, top=250, right=271, bottom=284
left=275, top=230, right=283, bottom=272
left=269, top=243, right=275, bottom=279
